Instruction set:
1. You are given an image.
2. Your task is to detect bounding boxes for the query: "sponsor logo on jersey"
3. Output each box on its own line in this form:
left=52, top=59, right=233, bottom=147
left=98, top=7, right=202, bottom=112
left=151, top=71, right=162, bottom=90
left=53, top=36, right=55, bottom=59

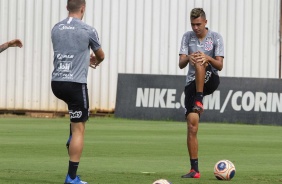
left=57, top=61, right=72, bottom=72
left=190, top=36, right=196, bottom=42
left=204, top=37, right=213, bottom=51
left=69, top=111, right=82, bottom=119
left=197, top=44, right=204, bottom=48
left=59, top=24, right=75, bottom=30
left=204, top=71, right=212, bottom=83
left=57, top=54, right=74, bottom=60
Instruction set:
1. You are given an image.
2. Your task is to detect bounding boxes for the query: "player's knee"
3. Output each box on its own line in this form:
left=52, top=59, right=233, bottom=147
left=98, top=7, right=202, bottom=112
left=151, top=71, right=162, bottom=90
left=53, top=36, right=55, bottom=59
left=194, top=62, right=207, bottom=69
left=188, top=122, right=198, bottom=135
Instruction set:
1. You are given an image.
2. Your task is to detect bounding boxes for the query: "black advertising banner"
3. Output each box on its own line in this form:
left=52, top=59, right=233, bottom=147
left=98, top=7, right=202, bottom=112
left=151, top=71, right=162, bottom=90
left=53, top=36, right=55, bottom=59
left=115, top=74, right=282, bottom=125
left=115, top=74, right=185, bottom=121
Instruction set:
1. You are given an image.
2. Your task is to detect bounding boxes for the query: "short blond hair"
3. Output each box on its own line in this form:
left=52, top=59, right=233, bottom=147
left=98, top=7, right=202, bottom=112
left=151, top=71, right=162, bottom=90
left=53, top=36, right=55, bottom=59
left=190, top=8, right=206, bottom=20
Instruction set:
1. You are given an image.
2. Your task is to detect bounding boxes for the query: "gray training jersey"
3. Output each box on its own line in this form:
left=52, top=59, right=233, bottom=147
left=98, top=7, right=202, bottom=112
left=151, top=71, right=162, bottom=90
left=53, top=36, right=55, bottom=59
left=179, top=28, right=224, bottom=86
left=51, top=17, right=101, bottom=83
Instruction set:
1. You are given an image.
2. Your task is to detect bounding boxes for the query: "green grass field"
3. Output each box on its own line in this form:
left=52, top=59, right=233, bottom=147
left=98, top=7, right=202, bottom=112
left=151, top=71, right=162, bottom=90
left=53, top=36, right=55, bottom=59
left=0, top=117, right=281, bottom=184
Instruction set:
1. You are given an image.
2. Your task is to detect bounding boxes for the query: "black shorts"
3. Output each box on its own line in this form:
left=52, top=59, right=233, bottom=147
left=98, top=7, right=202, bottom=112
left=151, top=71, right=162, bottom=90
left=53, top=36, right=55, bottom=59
left=184, top=65, right=220, bottom=116
left=51, top=81, right=89, bottom=123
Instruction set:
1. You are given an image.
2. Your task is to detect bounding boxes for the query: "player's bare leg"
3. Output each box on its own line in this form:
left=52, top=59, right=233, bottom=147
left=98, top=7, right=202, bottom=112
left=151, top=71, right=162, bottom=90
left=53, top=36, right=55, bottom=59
left=69, top=122, right=85, bottom=161
left=181, top=113, right=201, bottom=178
left=187, top=113, right=199, bottom=160
left=193, top=62, right=207, bottom=113
left=67, top=122, right=85, bottom=180
left=195, top=62, right=205, bottom=95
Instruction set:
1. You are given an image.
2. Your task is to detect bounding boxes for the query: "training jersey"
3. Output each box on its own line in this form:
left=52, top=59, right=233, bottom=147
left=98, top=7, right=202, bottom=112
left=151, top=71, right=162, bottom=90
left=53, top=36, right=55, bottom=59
left=51, top=17, right=101, bottom=83
left=179, top=28, right=224, bottom=86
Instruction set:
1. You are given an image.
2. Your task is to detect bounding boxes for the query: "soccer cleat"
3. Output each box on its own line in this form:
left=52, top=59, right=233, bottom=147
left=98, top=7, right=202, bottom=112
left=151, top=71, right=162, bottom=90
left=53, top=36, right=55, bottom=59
left=64, top=174, right=88, bottom=184
left=181, top=169, right=201, bottom=178
left=192, top=100, right=204, bottom=113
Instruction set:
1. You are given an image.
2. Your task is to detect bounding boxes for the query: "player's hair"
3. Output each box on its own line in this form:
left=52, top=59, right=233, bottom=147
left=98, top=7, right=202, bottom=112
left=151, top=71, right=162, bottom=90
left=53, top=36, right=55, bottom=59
left=190, top=8, right=206, bottom=20
left=67, top=0, right=86, bottom=12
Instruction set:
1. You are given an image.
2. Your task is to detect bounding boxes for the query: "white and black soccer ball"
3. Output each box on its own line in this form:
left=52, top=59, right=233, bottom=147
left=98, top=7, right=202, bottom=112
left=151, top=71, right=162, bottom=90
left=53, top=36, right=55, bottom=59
left=214, top=160, right=236, bottom=180
left=152, top=179, right=171, bottom=184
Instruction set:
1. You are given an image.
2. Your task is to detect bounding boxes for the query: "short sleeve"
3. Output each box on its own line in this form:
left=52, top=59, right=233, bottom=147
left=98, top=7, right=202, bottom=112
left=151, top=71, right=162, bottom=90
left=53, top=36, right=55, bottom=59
left=88, top=27, right=101, bottom=52
left=214, top=33, right=224, bottom=57
left=179, top=33, right=189, bottom=55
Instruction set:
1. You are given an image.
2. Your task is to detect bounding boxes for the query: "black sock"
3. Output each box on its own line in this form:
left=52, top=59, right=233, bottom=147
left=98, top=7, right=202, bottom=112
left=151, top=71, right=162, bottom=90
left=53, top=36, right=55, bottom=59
left=68, top=161, right=79, bottom=179
left=190, top=158, right=199, bottom=172
left=195, top=92, right=203, bottom=103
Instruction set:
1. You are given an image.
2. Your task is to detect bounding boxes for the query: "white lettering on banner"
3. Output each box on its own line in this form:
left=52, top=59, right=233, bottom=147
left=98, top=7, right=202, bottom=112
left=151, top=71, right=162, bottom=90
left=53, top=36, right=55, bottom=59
left=215, top=90, right=282, bottom=113
left=231, top=91, right=242, bottom=111
left=180, top=92, right=185, bottom=108
left=220, top=90, right=233, bottom=113
left=136, top=88, right=149, bottom=107
left=266, top=93, right=272, bottom=111
left=255, top=92, right=267, bottom=112
left=149, top=88, right=155, bottom=107
left=241, top=91, right=255, bottom=111
left=272, top=93, right=282, bottom=112
left=135, top=88, right=282, bottom=113
left=167, top=89, right=177, bottom=108
left=136, top=88, right=180, bottom=108
left=154, top=89, right=167, bottom=108
left=203, top=91, right=220, bottom=110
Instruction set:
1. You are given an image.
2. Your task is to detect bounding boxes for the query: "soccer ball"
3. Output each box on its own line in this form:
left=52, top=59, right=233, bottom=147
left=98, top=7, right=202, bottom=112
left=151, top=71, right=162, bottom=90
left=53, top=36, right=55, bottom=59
left=152, top=179, right=171, bottom=184
left=214, top=160, right=236, bottom=180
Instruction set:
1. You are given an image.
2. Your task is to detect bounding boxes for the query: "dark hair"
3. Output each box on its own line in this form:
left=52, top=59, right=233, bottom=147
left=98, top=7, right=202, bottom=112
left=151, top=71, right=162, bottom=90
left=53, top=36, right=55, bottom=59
left=67, top=0, right=86, bottom=12
left=190, top=8, right=206, bottom=20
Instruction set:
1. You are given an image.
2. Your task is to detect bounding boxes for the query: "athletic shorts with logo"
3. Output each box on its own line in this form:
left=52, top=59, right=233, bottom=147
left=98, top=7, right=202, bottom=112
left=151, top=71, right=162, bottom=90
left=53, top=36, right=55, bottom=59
left=184, top=65, right=220, bottom=116
left=51, top=81, right=89, bottom=122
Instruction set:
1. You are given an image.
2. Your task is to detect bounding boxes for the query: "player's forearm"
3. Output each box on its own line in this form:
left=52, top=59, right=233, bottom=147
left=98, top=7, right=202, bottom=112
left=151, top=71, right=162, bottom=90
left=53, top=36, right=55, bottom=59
left=0, top=42, right=9, bottom=53
left=179, top=55, right=189, bottom=69
left=208, top=56, right=223, bottom=71
left=96, top=56, right=104, bottom=63
left=94, top=48, right=105, bottom=63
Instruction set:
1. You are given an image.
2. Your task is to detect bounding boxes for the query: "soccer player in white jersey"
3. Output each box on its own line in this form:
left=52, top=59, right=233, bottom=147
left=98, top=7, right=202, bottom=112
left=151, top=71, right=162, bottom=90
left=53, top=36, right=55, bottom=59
left=51, top=0, right=104, bottom=183
left=179, top=8, right=224, bottom=178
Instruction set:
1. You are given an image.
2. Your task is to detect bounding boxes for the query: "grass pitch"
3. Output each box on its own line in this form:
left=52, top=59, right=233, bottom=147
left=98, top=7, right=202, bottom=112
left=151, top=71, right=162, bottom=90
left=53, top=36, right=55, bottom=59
left=0, top=117, right=281, bottom=184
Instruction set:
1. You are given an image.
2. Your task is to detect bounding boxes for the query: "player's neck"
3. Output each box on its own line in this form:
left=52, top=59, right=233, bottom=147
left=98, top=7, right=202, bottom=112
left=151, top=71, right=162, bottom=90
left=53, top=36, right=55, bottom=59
left=197, top=28, right=208, bottom=41
left=68, top=13, right=83, bottom=20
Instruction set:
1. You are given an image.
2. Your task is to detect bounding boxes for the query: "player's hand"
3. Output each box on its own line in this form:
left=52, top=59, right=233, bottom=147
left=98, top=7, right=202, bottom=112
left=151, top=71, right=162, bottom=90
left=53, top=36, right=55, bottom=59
left=189, top=52, right=200, bottom=66
left=8, top=39, right=23, bottom=48
left=195, top=51, right=209, bottom=66
left=89, top=53, right=100, bottom=69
